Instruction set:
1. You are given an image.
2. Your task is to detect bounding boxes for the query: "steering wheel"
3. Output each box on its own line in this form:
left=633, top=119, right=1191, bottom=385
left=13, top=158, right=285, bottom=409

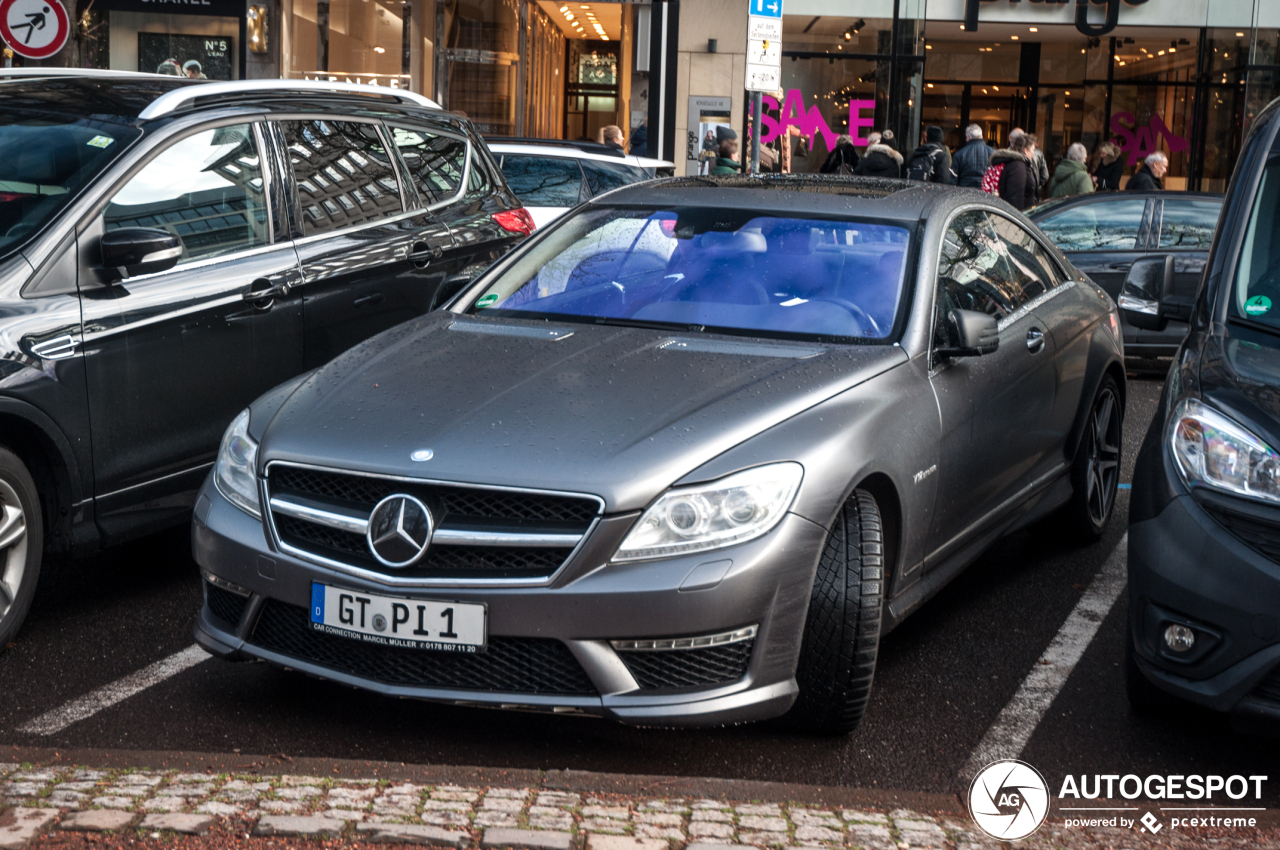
left=813, top=297, right=881, bottom=337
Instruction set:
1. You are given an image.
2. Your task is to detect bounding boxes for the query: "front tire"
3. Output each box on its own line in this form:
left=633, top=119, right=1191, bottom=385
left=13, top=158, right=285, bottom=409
left=1067, top=376, right=1122, bottom=541
left=786, top=489, right=885, bottom=735
left=0, top=446, right=42, bottom=650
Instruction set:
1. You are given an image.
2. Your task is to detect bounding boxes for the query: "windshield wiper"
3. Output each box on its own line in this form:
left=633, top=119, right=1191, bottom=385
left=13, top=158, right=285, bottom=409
left=593, top=316, right=705, bottom=332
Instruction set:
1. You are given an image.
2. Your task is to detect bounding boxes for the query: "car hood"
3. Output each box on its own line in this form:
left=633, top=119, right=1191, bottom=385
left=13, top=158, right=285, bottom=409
left=259, top=312, right=908, bottom=511
left=1200, top=331, right=1280, bottom=451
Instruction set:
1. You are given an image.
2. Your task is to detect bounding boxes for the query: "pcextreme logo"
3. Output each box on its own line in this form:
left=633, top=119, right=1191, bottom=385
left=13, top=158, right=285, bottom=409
left=968, top=760, right=1051, bottom=841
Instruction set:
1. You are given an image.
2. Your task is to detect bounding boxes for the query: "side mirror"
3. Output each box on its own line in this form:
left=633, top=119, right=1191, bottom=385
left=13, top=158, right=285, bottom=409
left=101, top=228, right=182, bottom=279
left=938, top=308, right=999, bottom=357
left=1117, top=255, right=1174, bottom=331
left=430, top=273, right=473, bottom=311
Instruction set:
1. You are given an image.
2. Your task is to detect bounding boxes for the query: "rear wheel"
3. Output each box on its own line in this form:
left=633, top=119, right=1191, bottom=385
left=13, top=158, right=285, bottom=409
left=1067, top=376, right=1122, bottom=541
left=0, top=446, right=42, bottom=650
left=786, top=489, right=884, bottom=735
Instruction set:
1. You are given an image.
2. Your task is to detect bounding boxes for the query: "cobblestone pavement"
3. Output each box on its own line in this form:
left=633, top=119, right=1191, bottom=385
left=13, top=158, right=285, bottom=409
left=3, top=763, right=1280, bottom=850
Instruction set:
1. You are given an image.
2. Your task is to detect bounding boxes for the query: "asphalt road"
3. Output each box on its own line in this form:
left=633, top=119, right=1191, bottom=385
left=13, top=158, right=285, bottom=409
left=2, top=374, right=1278, bottom=800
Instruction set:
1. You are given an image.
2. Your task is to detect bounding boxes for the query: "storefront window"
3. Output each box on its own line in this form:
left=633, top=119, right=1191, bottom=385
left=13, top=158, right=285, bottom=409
left=922, top=39, right=1019, bottom=84
left=290, top=0, right=409, bottom=85
left=437, top=0, right=520, bottom=134
left=780, top=16, right=894, bottom=56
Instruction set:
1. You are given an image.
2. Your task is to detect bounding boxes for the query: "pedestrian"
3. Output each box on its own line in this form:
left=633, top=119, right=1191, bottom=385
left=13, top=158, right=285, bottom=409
left=990, top=132, right=1039, bottom=210
left=1126, top=151, right=1167, bottom=192
left=183, top=60, right=207, bottom=79
left=702, top=130, right=717, bottom=153
left=904, top=125, right=954, bottom=184
left=1048, top=143, right=1094, bottom=198
left=156, top=58, right=182, bottom=76
left=629, top=120, right=648, bottom=157
left=709, top=138, right=742, bottom=175
left=819, top=134, right=860, bottom=175
left=1009, top=128, right=1048, bottom=198
left=952, top=123, right=994, bottom=188
left=854, top=129, right=903, bottom=178
left=1092, top=142, right=1124, bottom=191
left=599, top=125, right=625, bottom=151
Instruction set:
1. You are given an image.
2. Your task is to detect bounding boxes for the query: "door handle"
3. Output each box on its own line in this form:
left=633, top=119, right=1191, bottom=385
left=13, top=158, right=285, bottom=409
left=1026, top=327, right=1046, bottom=354
left=243, top=278, right=290, bottom=306
left=1107, top=262, right=1133, bottom=271
left=354, top=292, right=384, bottom=307
left=408, top=242, right=444, bottom=263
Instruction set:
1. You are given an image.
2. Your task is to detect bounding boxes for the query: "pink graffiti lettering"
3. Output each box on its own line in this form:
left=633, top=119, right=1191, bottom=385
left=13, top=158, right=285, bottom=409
left=754, top=90, right=876, bottom=153
left=1110, top=112, right=1188, bottom=167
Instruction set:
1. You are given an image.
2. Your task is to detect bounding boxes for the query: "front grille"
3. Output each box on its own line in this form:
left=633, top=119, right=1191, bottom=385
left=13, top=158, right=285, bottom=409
left=267, top=464, right=600, bottom=580
left=250, top=600, right=597, bottom=695
left=205, top=582, right=249, bottom=629
left=617, top=640, right=755, bottom=691
left=1254, top=667, right=1280, bottom=705
left=1202, top=502, right=1280, bottom=564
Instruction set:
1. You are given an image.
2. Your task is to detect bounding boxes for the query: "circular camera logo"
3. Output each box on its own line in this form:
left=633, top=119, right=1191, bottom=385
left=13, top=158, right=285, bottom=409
left=968, top=760, right=1050, bottom=841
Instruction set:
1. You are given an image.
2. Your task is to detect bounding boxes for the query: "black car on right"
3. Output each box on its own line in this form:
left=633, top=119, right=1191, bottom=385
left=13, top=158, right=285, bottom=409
left=1031, top=189, right=1222, bottom=358
left=1124, top=96, right=1280, bottom=727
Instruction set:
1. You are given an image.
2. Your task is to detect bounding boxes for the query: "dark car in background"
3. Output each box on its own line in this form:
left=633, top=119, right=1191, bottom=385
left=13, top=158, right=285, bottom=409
left=1124, top=97, right=1280, bottom=729
left=193, top=176, right=1124, bottom=733
left=0, top=73, right=532, bottom=647
left=1030, top=190, right=1223, bottom=358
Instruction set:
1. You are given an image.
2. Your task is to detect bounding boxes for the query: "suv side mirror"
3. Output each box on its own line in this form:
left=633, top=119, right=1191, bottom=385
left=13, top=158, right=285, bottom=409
left=101, top=228, right=181, bottom=279
left=938, top=308, right=999, bottom=357
left=1117, top=255, right=1174, bottom=331
left=430, top=273, right=474, bottom=311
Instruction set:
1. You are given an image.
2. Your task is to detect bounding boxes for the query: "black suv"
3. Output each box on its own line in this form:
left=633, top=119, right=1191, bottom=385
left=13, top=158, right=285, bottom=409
left=0, top=73, right=531, bottom=646
left=1124, top=94, right=1280, bottom=727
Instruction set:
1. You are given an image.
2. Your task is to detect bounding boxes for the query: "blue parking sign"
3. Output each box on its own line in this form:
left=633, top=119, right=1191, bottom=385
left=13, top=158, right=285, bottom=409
left=751, top=0, right=782, bottom=18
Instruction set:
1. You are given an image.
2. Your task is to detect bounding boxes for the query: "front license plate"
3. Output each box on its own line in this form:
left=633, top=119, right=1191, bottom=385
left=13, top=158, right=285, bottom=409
left=310, top=583, right=486, bottom=653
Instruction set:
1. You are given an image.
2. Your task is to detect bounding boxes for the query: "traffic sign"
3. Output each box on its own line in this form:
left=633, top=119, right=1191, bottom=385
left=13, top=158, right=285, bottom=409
left=750, top=0, right=782, bottom=19
left=0, top=0, right=70, bottom=60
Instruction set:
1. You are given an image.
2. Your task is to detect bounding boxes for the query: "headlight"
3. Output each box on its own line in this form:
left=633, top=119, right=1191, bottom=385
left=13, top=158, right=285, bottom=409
left=613, top=463, right=803, bottom=561
left=1170, top=399, right=1280, bottom=505
left=214, top=409, right=261, bottom=518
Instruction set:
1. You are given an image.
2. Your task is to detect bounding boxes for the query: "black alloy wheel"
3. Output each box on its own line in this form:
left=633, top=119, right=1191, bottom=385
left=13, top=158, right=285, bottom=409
left=0, top=446, right=42, bottom=649
left=1069, top=376, right=1123, bottom=541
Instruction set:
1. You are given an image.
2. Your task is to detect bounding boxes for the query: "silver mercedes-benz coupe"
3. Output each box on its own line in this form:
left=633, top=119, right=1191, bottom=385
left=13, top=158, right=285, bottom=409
left=193, top=175, right=1125, bottom=733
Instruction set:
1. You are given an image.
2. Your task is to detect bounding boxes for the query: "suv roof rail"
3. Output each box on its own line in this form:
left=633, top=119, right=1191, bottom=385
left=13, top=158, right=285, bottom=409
left=484, top=136, right=627, bottom=158
left=0, top=68, right=169, bottom=79
left=137, top=79, right=440, bottom=121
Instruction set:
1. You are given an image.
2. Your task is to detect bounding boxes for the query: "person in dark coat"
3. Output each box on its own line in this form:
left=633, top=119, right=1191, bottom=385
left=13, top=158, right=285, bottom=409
left=854, top=131, right=903, bottom=178
left=905, top=125, right=955, bottom=184
left=629, top=121, right=649, bottom=157
left=709, top=139, right=742, bottom=175
left=1092, top=142, right=1124, bottom=191
left=1126, top=151, right=1167, bottom=192
left=952, top=123, right=994, bottom=188
left=994, top=133, right=1039, bottom=210
left=820, top=134, right=860, bottom=174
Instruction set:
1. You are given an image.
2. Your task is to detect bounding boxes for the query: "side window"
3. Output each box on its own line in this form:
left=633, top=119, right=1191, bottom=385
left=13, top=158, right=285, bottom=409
left=1036, top=198, right=1147, bottom=251
left=466, top=147, right=491, bottom=198
left=279, top=120, right=402, bottom=236
left=500, top=156, right=585, bottom=207
left=580, top=160, right=648, bottom=196
left=390, top=126, right=467, bottom=203
left=104, top=124, right=269, bottom=264
left=935, top=210, right=1023, bottom=344
left=989, top=214, right=1064, bottom=302
left=1159, top=199, right=1221, bottom=249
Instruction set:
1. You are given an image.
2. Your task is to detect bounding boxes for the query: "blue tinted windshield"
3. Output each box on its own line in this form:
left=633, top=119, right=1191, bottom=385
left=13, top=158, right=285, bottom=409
left=467, top=208, right=911, bottom=340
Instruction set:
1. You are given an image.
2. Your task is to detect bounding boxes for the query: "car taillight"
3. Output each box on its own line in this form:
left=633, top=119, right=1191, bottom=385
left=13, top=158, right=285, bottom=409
left=0, top=193, right=33, bottom=203
left=492, top=208, right=536, bottom=236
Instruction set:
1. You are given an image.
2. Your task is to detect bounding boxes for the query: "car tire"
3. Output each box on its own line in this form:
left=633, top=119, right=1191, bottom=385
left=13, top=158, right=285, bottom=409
left=0, top=446, right=42, bottom=651
left=786, top=489, right=884, bottom=735
left=1067, top=375, right=1123, bottom=541
left=1125, top=616, right=1167, bottom=715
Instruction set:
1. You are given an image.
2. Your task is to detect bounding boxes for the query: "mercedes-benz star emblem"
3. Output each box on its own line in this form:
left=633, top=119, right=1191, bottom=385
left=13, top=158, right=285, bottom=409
left=366, top=494, right=433, bottom=568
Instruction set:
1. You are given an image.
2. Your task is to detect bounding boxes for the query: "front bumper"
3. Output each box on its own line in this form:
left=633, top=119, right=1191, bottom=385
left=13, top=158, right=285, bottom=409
left=1128, top=457, right=1280, bottom=718
left=192, top=477, right=827, bottom=726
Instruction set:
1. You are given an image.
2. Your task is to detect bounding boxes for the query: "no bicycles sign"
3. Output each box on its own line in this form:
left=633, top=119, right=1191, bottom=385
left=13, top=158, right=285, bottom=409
left=0, top=0, right=70, bottom=59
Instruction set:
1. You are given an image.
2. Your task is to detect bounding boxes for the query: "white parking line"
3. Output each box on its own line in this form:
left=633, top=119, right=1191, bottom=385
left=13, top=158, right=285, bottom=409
left=17, top=644, right=210, bottom=736
left=961, top=533, right=1128, bottom=780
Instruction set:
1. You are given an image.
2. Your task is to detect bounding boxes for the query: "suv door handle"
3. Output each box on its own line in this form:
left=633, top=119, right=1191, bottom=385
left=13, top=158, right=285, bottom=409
left=408, top=242, right=443, bottom=263
left=243, top=278, right=289, bottom=306
left=1026, top=327, right=1046, bottom=354
left=1107, top=262, right=1133, bottom=271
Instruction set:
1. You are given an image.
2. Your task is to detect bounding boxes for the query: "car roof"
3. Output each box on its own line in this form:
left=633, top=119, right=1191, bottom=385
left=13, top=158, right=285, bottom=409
left=0, top=73, right=443, bottom=124
left=589, top=174, right=974, bottom=220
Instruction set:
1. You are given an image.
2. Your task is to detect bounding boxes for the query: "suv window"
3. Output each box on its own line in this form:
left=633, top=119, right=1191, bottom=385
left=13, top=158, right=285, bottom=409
left=990, top=214, right=1064, bottom=302
left=466, top=147, right=491, bottom=198
left=1159, top=199, right=1221, bottom=249
left=1231, top=152, right=1280, bottom=330
left=500, top=155, right=585, bottom=207
left=935, top=210, right=1024, bottom=339
left=280, top=120, right=402, bottom=236
left=104, top=124, right=269, bottom=264
left=581, top=159, right=649, bottom=196
left=1037, top=198, right=1147, bottom=251
left=390, top=126, right=467, bottom=204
